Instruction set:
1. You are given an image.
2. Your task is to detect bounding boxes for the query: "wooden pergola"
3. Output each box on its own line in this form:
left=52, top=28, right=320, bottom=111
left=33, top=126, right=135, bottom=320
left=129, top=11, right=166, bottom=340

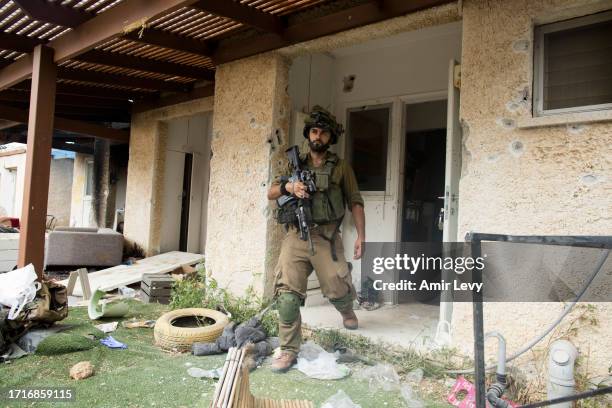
left=0, top=0, right=450, bottom=276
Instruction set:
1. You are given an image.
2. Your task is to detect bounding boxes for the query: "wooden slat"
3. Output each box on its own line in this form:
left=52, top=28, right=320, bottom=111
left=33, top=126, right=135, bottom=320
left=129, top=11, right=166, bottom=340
left=132, top=84, right=214, bottom=114
left=75, top=49, right=215, bottom=80
left=124, top=28, right=213, bottom=57
left=14, top=0, right=94, bottom=27
left=57, top=67, right=193, bottom=92
left=192, top=0, right=284, bottom=34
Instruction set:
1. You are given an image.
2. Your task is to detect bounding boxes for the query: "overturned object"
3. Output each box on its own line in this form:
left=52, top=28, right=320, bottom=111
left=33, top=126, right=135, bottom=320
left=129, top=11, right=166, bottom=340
left=70, top=361, right=94, bottom=380
left=154, top=308, right=229, bottom=351
left=210, top=347, right=313, bottom=408
left=88, top=289, right=128, bottom=320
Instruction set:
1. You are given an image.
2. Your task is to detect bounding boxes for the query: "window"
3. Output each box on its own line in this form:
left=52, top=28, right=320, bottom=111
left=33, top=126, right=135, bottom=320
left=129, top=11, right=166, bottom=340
left=346, top=105, right=390, bottom=192
left=534, top=11, right=612, bottom=116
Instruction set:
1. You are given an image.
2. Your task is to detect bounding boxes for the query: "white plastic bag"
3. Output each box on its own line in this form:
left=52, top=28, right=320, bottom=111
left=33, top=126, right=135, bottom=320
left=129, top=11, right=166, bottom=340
left=354, top=363, right=400, bottom=392
left=0, top=264, right=40, bottom=320
left=296, top=341, right=350, bottom=380
left=321, top=390, right=361, bottom=408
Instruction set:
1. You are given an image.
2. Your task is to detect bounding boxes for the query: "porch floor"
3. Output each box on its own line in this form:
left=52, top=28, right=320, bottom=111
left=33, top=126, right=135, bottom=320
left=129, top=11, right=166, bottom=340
left=301, top=302, right=439, bottom=351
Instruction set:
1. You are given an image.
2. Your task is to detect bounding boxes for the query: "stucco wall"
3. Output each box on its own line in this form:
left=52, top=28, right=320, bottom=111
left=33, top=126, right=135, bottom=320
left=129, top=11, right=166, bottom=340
left=47, top=158, right=73, bottom=227
left=452, top=0, right=612, bottom=378
left=124, top=97, right=213, bottom=256
left=205, top=53, right=290, bottom=296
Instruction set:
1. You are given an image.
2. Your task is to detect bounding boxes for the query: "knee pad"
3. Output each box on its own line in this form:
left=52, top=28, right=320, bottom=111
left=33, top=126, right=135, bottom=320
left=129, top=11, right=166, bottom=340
left=330, top=292, right=353, bottom=313
left=277, top=292, right=301, bottom=324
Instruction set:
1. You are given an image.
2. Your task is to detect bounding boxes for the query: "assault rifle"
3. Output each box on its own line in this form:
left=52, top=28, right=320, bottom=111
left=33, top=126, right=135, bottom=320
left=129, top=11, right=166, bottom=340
left=277, top=145, right=316, bottom=254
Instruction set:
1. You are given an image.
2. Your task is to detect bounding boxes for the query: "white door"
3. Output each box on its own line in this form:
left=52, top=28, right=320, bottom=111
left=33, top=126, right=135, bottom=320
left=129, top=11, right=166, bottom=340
left=342, top=102, right=402, bottom=304
left=437, top=60, right=462, bottom=345
left=5, top=168, right=17, bottom=216
left=160, top=150, right=186, bottom=253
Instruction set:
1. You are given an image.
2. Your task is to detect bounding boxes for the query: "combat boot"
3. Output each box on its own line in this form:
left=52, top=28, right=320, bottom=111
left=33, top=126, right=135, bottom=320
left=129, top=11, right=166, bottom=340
left=340, top=309, right=358, bottom=330
left=271, top=351, right=297, bottom=373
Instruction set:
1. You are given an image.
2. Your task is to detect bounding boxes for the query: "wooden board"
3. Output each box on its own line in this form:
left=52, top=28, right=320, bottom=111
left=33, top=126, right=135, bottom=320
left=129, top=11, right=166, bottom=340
left=58, top=251, right=204, bottom=296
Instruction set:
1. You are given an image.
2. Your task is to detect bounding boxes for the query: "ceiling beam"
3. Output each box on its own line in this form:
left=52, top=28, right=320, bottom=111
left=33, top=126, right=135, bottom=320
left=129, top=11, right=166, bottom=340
left=0, top=31, right=44, bottom=53
left=213, top=0, right=453, bottom=64
left=0, top=89, right=132, bottom=108
left=0, top=0, right=201, bottom=90
left=133, top=84, right=214, bottom=114
left=123, top=28, right=213, bottom=57
left=14, top=0, right=93, bottom=28
left=0, top=104, right=129, bottom=142
left=12, top=80, right=155, bottom=100
left=192, top=0, right=284, bottom=34
left=75, top=49, right=214, bottom=80
left=57, top=67, right=193, bottom=93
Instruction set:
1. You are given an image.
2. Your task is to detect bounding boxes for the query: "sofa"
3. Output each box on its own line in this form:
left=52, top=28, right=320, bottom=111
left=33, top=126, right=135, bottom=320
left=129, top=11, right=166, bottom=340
left=45, top=227, right=124, bottom=267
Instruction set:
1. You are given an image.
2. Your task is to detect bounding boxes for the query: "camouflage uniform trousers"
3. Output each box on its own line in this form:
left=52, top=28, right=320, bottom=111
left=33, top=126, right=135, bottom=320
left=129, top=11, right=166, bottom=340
left=273, top=224, right=357, bottom=355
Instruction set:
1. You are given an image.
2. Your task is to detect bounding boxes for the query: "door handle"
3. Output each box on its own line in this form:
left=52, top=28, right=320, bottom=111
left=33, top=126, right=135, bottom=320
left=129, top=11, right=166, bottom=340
left=438, top=208, right=445, bottom=231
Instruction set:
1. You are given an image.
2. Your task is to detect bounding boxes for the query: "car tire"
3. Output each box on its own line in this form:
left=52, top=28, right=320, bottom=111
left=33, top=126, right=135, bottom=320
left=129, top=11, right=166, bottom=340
left=154, top=308, right=229, bottom=351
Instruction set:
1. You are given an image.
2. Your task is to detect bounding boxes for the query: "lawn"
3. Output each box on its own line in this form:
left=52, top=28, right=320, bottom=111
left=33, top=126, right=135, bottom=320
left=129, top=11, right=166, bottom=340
left=0, top=301, right=446, bottom=408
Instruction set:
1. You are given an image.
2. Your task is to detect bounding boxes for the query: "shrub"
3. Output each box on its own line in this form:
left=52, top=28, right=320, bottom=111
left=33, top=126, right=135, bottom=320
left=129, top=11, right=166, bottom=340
left=169, top=264, right=278, bottom=336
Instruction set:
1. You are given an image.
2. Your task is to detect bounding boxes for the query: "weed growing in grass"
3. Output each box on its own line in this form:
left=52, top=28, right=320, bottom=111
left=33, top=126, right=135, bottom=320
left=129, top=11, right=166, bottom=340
left=169, top=263, right=279, bottom=336
left=310, top=327, right=467, bottom=378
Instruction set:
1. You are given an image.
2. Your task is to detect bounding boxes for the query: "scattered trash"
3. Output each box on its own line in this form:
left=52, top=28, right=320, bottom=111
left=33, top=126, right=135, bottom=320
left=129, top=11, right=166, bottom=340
left=405, top=368, right=424, bottom=384
left=88, top=289, right=128, bottom=320
left=70, top=361, right=94, bottom=380
left=1, top=343, right=28, bottom=361
left=95, top=322, right=118, bottom=333
left=0, top=264, right=41, bottom=320
left=321, top=390, right=361, bottom=408
left=118, top=286, right=136, bottom=298
left=400, top=383, right=424, bottom=408
left=187, top=366, right=222, bottom=379
left=122, top=319, right=155, bottom=329
left=99, top=335, right=127, bottom=349
left=296, top=341, right=350, bottom=380
left=447, top=376, right=477, bottom=408
left=354, top=363, right=399, bottom=391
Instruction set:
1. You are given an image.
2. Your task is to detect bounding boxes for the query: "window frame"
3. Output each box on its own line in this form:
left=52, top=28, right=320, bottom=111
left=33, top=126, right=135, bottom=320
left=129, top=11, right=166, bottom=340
left=533, top=10, right=612, bottom=116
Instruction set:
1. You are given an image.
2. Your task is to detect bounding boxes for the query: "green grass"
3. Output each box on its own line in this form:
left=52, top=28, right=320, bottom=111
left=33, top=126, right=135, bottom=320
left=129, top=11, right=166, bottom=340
left=0, top=302, right=446, bottom=408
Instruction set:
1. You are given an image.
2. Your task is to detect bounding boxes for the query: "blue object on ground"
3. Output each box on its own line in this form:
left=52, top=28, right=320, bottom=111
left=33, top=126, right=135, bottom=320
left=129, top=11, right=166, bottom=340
left=100, top=335, right=127, bottom=349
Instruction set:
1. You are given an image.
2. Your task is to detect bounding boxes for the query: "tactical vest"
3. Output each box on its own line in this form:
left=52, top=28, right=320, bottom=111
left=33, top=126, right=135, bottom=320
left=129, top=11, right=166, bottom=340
left=308, top=154, right=345, bottom=225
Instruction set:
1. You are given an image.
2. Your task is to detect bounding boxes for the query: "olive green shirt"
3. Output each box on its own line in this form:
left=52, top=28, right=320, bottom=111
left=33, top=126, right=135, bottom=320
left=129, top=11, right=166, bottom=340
left=272, top=150, right=364, bottom=208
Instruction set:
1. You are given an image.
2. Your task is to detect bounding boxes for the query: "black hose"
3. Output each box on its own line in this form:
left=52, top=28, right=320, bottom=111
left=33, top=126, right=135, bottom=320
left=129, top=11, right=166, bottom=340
left=517, top=386, right=612, bottom=408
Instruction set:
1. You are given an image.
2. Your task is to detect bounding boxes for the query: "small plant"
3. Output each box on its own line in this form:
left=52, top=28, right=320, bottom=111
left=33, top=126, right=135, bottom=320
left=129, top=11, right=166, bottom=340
left=169, top=263, right=278, bottom=336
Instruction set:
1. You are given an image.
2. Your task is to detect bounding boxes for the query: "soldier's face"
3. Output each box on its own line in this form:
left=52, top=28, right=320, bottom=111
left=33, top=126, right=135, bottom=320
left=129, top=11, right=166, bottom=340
left=309, top=127, right=331, bottom=152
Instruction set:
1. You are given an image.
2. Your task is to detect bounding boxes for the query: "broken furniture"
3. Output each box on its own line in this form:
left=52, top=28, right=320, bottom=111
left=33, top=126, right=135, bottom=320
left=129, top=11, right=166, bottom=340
left=58, top=251, right=204, bottom=297
left=154, top=308, right=229, bottom=352
left=65, top=268, right=92, bottom=300
left=45, top=227, right=123, bottom=268
left=141, top=274, right=174, bottom=304
left=211, top=347, right=314, bottom=408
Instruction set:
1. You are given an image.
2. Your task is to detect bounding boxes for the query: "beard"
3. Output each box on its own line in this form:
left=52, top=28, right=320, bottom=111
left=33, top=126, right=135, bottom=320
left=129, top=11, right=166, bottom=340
left=309, top=139, right=331, bottom=153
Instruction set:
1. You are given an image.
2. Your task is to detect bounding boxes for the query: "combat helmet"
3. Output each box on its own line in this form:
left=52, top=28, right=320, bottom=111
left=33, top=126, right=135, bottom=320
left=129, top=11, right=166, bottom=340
left=303, top=105, right=344, bottom=145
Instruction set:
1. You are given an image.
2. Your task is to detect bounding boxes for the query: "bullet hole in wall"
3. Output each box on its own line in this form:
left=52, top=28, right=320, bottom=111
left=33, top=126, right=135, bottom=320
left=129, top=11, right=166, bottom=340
left=510, top=140, right=524, bottom=157
left=343, top=75, right=356, bottom=92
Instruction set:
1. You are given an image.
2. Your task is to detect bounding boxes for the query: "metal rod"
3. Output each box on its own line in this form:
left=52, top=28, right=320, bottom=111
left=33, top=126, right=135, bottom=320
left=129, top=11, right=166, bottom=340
left=466, top=233, right=612, bottom=249
left=470, top=237, right=486, bottom=408
left=517, top=386, right=612, bottom=408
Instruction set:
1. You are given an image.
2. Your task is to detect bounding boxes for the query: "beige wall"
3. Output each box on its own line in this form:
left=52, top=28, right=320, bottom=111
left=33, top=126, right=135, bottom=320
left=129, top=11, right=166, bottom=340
left=47, top=157, right=73, bottom=227
left=451, top=0, right=612, bottom=378
left=205, top=53, right=290, bottom=296
left=124, top=97, right=213, bottom=256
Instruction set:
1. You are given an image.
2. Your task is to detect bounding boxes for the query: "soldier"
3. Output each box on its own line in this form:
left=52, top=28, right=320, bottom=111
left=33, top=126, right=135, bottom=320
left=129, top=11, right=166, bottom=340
left=267, top=106, right=366, bottom=373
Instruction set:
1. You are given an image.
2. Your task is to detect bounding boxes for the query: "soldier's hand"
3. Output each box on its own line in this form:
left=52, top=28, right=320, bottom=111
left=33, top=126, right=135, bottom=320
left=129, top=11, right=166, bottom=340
left=354, top=238, right=363, bottom=260
left=287, top=181, right=310, bottom=199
